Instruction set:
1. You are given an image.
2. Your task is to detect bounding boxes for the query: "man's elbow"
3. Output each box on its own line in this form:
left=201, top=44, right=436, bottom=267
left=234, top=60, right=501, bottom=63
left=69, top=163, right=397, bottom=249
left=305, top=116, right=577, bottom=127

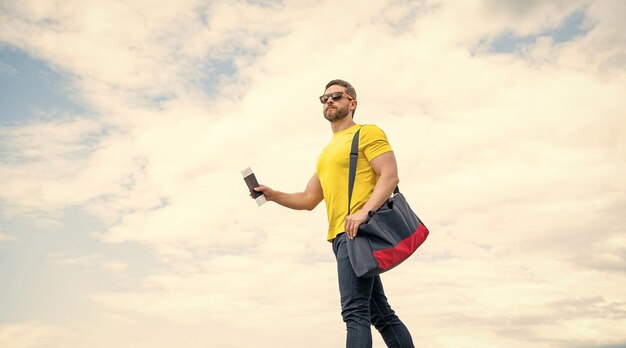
left=303, top=194, right=320, bottom=211
left=387, top=174, right=399, bottom=187
left=305, top=202, right=318, bottom=211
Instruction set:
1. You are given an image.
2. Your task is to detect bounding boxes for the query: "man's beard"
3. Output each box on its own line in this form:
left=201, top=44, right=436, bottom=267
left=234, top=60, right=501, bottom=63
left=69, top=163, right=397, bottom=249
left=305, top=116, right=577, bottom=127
left=324, top=104, right=350, bottom=122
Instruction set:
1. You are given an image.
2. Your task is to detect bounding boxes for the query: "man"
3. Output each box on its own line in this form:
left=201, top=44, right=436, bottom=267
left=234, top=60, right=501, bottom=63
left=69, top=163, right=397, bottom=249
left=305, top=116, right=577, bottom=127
left=254, top=79, right=414, bottom=348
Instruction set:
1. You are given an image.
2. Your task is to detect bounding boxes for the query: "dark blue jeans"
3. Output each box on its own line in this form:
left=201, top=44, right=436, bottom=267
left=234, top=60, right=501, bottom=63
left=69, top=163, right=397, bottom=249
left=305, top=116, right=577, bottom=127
left=333, top=232, right=415, bottom=348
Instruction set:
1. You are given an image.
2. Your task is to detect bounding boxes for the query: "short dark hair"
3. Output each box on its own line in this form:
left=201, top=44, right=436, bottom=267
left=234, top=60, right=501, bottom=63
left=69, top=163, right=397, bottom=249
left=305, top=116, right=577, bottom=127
left=325, top=79, right=357, bottom=118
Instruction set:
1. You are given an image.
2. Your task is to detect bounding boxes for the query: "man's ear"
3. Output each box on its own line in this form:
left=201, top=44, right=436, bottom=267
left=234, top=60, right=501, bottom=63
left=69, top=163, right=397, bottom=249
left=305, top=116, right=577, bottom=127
left=351, top=100, right=357, bottom=112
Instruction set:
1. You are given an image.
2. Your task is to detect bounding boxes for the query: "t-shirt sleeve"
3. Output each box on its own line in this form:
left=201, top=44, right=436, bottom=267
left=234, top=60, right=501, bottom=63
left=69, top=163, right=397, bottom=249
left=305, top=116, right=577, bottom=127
left=362, top=124, right=393, bottom=162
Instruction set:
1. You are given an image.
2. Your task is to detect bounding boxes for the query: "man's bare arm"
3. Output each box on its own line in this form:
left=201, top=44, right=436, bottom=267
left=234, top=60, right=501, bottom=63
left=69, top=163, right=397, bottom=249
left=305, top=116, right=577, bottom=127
left=361, top=151, right=400, bottom=213
left=344, top=151, right=399, bottom=239
left=254, top=174, right=324, bottom=211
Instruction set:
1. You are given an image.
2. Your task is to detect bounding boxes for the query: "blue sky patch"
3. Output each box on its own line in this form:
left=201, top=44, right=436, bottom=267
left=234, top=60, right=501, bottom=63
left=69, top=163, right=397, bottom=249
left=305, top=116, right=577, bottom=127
left=488, top=9, right=591, bottom=54
left=197, top=58, right=238, bottom=96
left=0, top=46, right=89, bottom=126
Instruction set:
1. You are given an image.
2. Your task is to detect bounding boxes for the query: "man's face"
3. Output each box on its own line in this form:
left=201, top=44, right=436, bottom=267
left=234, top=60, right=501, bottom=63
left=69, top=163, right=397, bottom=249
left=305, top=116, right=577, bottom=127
left=322, top=85, right=353, bottom=123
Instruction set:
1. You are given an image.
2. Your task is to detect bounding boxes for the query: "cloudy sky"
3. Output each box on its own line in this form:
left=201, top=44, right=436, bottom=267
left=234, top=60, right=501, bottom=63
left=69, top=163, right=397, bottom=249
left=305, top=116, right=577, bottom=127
left=1, top=0, right=625, bottom=347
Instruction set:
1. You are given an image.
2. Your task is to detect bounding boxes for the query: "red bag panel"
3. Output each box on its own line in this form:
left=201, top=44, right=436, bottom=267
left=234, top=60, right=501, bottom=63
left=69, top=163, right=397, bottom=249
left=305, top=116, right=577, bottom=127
left=373, top=224, right=430, bottom=270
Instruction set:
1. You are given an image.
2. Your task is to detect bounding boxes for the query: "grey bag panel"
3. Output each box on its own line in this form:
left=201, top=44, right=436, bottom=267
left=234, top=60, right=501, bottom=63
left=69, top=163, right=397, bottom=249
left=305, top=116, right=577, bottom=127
left=361, top=193, right=419, bottom=245
left=391, top=193, right=422, bottom=238
left=391, top=193, right=422, bottom=232
left=346, top=235, right=379, bottom=278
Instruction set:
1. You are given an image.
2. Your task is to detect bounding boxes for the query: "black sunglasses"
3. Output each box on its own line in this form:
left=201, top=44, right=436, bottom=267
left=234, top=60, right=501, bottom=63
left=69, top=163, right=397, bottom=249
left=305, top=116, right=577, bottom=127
left=319, top=91, right=353, bottom=104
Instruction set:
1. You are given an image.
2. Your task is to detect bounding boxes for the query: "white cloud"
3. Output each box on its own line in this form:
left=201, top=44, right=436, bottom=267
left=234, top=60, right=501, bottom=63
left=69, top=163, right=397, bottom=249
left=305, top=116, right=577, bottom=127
left=479, top=0, right=590, bottom=34
left=0, top=232, right=15, bottom=242
left=0, top=117, right=112, bottom=215
left=0, top=0, right=625, bottom=347
left=0, top=322, right=72, bottom=348
left=47, top=253, right=128, bottom=271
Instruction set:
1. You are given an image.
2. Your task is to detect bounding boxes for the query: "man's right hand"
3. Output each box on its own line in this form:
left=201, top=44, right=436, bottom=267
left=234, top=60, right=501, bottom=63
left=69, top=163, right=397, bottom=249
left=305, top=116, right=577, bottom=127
left=253, top=185, right=275, bottom=201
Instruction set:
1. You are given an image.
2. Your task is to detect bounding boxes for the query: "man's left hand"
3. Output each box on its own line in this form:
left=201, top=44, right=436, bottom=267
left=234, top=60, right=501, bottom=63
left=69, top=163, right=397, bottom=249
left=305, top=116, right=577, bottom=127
left=345, top=210, right=369, bottom=240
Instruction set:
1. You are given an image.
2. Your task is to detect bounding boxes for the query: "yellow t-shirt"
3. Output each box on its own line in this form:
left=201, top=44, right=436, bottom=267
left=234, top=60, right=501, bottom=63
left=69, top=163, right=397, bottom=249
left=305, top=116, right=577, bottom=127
left=316, top=124, right=393, bottom=241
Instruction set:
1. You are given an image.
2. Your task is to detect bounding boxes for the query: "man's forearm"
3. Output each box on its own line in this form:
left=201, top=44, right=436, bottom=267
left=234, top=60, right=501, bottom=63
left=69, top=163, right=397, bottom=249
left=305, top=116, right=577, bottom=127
left=361, top=174, right=399, bottom=213
left=271, top=191, right=316, bottom=211
left=255, top=175, right=323, bottom=211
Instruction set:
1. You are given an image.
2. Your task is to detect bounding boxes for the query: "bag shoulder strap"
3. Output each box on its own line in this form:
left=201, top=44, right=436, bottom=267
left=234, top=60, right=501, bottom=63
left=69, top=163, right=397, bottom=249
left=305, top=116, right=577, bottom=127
left=347, top=127, right=362, bottom=215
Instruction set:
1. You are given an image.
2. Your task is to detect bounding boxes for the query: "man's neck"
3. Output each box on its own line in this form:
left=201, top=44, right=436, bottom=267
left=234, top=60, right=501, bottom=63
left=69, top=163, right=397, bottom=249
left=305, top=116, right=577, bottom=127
left=330, top=117, right=356, bottom=133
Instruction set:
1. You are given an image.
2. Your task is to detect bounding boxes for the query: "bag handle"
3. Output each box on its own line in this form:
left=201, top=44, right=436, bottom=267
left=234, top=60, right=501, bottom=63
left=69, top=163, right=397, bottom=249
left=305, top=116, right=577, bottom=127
left=347, top=126, right=400, bottom=216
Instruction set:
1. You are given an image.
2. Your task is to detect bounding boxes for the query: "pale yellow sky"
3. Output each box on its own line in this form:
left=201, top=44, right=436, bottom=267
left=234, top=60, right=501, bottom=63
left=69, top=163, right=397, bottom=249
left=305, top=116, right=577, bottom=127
left=0, top=0, right=625, bottom=347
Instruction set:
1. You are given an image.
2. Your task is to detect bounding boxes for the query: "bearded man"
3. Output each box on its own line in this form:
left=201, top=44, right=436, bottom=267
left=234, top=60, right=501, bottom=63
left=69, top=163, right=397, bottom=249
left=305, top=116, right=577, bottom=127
left=254, top=79, right=414, bottom=348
